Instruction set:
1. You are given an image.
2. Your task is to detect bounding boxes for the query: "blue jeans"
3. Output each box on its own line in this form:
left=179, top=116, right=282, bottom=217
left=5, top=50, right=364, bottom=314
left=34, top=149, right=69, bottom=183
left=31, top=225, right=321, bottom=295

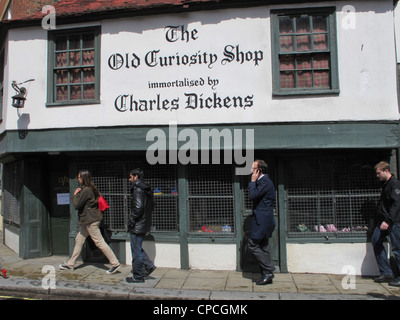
left=130, top=233, right=154, bottom=279
left=372, top=224, right=400, bottom=278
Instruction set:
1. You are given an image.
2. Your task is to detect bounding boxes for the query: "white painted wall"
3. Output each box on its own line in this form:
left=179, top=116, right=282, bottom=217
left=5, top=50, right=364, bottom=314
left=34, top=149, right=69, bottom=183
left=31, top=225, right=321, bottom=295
left=188, top=243, right=236, bottom=270
left=1, top=0, right=398, bottom=133
left=394, top=2, right=400, bottom=63
left=124, top=242, right=236, bottom=270
left=287, top=243, right=382, bottom=276
left=4, top=227, right=19, bottom=255
left=125, top=241, right=181, bottom=268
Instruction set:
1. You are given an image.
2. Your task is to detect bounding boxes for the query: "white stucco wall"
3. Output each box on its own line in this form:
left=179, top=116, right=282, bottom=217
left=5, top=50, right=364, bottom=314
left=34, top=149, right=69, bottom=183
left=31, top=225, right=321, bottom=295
left=1, top=0, right=398, bottom=133
left=124, top=242, right=236, bottom=270
left=4, top=227, right=19, bottom=255
left=125, top=241, right=181, bottom=268
left=394, top=1, right=400, bottom=63
left=124, top=241, right=382, bottom=274
left=287, top=243, right=383, bottom=276
left=188, top=244, right=236, bottom=270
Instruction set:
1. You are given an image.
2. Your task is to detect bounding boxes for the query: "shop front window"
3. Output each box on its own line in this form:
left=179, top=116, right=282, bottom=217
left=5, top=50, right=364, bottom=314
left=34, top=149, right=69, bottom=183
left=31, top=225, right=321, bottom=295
left=286, top=156, right=381, bottom=239
left=76, top=160, right=178, bottom=233
left=187, top=164, right=235, bottom=236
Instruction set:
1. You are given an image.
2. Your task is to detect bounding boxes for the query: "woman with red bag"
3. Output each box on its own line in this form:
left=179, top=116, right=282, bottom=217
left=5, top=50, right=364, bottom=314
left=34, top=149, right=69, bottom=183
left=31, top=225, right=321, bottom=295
left=59, top=170, right=120, bottom=274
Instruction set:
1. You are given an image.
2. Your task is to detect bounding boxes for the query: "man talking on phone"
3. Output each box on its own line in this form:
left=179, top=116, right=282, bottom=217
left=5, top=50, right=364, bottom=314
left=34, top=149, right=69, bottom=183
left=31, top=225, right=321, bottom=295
left=248, top=160, right=276, bottom=285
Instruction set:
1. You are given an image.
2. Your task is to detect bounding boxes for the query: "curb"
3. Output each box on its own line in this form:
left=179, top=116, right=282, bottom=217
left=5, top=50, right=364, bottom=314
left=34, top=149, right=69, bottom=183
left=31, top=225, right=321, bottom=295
left=0, top=277, right=398, bottom=300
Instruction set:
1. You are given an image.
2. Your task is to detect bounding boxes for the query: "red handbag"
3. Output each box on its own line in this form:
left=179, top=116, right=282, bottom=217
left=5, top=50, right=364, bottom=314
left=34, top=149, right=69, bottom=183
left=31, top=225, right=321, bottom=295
left=98, top=196, right=109, bottom=211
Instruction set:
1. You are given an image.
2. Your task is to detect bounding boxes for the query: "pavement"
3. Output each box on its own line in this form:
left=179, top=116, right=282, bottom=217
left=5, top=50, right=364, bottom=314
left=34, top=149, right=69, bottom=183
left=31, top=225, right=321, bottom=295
left=1, top=233, right=400, bottom=300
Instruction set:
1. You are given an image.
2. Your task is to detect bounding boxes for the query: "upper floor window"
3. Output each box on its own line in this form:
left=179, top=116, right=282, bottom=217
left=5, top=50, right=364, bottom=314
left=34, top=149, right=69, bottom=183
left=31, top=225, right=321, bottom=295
left=47, top=27, right=100, bottom=106
left=271, top=8, right=339, bottom=95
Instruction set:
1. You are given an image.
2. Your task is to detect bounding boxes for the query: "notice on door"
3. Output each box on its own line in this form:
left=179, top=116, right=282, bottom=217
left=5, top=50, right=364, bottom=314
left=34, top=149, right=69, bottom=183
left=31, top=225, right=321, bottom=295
left=57, top=193, right=70, bottom=205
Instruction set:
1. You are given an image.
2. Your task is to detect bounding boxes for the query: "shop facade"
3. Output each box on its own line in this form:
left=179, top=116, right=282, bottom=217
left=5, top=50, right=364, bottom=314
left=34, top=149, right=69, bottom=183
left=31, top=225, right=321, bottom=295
left=1, top=0, right=399, bottom=275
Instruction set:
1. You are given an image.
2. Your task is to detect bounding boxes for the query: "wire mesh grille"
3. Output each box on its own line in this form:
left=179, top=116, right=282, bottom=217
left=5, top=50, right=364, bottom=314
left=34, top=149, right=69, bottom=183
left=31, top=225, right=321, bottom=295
left=132, top=162, right=178, bottom=233
left=3, top=161, right=22, bottom=226
left=286, top=158, right=380, bottom=238
left=75, top=159, right=178, bottom=232
left=187, top=164, right=234, bottom=235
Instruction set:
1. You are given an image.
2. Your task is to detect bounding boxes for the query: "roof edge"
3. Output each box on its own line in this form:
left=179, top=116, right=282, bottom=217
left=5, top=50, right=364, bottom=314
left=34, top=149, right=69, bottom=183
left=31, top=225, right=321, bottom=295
left=1, top=0, right=353, bottom=29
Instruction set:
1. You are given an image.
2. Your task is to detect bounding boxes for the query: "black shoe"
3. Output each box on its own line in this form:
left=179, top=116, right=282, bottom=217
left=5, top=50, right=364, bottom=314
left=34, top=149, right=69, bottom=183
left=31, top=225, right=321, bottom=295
left=59, top=263, right=74, bottom=271
left=126, top=276, right=145, bottom=283
left=256, top=273, right=274, bottom=285
left=106, top=265, right=121, bottom=275
left=374, top=275, right=394, bottom=283
left=389, top=279, right=400, bottom=287
left=145, top=266, right=156, bottom=277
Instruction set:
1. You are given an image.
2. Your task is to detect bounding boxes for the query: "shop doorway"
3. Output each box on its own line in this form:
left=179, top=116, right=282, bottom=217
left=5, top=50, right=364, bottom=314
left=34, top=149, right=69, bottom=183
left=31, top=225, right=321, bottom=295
left=48, top=160, right=70, bottom=255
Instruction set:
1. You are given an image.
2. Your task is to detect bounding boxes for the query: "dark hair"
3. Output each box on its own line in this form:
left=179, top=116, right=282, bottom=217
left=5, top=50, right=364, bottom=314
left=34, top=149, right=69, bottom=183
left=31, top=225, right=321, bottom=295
left=131, top=168, right=144, bottom=179
left=78, top=170, right=100, bottom=198
left=255, top=159, right=268, bottom=174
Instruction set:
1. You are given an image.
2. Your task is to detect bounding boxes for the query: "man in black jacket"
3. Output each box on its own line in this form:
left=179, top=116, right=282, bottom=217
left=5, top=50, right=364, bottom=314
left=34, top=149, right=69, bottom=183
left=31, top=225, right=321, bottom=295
left=126, top=168, right=156, bottom=283
left=372, top=161, right=400, bottom=286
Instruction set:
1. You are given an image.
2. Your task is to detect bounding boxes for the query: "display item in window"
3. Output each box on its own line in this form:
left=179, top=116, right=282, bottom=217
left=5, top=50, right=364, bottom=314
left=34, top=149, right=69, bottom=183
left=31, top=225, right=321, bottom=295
left=201, top=225, right=214, bottom=232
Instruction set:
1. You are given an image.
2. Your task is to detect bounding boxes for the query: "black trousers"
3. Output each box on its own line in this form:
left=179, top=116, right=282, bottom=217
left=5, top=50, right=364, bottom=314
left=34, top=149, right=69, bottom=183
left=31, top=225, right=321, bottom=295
left=248, top=237, right=275, bottom=275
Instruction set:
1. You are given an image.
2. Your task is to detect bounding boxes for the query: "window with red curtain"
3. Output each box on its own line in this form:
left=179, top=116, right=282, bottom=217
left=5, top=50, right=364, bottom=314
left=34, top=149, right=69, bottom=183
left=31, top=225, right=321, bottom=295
left=49, top=27, right=99, bottom=105
left=272, top=8, right=338, bottom=95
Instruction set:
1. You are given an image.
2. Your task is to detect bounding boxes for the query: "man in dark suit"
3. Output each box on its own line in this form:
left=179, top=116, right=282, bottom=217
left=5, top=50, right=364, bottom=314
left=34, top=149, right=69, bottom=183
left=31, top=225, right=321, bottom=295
left=248, top=159, right=276, bottom=285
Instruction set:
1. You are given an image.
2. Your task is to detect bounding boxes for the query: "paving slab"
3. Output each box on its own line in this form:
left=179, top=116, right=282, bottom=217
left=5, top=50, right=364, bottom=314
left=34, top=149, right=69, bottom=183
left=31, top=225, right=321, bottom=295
left=273, top=273, right=294, bottom=282
left=334, top=282, right=392, bottom=296
left=190, top=270, right=230, bottom=279
left=156, top=277, right=186, bottom=289
left=382, top=283, right=400, bottom=296
left=296, top=283, right=340, bottom=294
left=292, top=273, right=332, bottom=284
left=81, top=267, right=131, bottom=285
left=163, top=269, right=191, bottom=279
left=182, top=277, right=227, bottom=291
left=253, top=280, right=298, bottom=293
left=225, top=276, right=252, bottom=292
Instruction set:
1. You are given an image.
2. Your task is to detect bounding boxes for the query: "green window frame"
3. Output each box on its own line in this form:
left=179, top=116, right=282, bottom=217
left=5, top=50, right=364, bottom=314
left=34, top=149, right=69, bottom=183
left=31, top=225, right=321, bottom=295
left=271, top=7, right=339, bottom=95
left=47, top=27, right=100, bottom=106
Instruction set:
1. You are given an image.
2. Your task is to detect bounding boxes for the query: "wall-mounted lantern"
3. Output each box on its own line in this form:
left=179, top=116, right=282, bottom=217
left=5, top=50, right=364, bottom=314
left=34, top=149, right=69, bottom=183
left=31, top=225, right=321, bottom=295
left=11, top=81, right=27, bottom=108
